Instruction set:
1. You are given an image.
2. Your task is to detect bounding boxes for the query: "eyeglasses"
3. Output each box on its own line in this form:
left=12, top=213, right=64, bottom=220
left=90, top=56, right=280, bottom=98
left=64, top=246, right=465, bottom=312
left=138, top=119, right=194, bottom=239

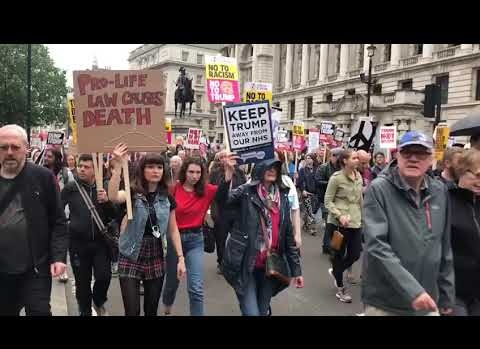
left=399, top=149, right=432, bottom=160
left=0, top=144, right=22, bottom=152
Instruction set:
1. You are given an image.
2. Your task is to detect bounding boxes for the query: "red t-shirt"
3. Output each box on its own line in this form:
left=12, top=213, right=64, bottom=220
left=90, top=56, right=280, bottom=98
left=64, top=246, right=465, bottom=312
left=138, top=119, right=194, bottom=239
left=174, top=182, right=218, bottom=230
left=255, top=208, right=280, bottom=268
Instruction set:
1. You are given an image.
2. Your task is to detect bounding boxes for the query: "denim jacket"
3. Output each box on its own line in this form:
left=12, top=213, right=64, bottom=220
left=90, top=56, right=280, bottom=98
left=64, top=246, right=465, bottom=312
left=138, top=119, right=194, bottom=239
left=119, top=193, right=171, bottom=262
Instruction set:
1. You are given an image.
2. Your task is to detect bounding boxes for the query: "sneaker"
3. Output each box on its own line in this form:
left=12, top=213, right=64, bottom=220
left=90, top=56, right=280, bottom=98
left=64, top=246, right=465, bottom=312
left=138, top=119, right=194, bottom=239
left=93, top=304, right=109, bottom=316
left=355, top=312, right=365, bottom=316
left=336, top=287, right=352, bottom=303
left=58, top=271, right=69, bottom=283
left=328, top=268, right=338, bottom=288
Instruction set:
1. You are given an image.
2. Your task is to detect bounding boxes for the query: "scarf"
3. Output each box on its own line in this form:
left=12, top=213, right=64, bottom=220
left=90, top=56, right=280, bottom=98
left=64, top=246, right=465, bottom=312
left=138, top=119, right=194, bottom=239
left=256, top=183, right=280, bottom=253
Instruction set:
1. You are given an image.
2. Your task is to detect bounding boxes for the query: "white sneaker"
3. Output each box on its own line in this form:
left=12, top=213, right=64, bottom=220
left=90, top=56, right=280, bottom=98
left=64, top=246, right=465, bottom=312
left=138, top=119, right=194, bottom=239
left=336, top=287, right=352, bottom=303
left=93, top=304, right=109, bottom=316
left=328, top=268, right=338, bottom=288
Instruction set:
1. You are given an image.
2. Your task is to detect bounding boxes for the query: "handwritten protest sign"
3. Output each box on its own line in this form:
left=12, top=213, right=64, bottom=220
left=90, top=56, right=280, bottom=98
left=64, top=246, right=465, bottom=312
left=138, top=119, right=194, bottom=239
left=379, top=126, right=397, bottom=149
left=205, top=56, right=240, bottom=104
left=67, top=97, right=77, bottom=145
left=308, top=129, right=320, bottom=153
left=47, top=132, right=64, bottom=145
left=73, top=70, right=166, bottom=153
left=223, top=101, right=273, bottom=164
left=243, top=82, right=273, bottom=104
left=186, top=128, right=202, bottom=149
left=320, top=121, right=335, bottom=135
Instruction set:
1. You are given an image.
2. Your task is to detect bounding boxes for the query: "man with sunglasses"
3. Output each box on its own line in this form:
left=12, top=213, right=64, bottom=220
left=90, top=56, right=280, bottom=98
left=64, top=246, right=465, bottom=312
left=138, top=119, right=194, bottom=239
left=361, top=131, right=455, bottom=316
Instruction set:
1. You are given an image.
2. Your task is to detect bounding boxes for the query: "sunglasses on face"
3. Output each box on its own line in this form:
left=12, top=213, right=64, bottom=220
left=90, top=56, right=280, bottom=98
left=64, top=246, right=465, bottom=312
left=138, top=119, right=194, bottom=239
left=399, top=149, right=432, bottom=160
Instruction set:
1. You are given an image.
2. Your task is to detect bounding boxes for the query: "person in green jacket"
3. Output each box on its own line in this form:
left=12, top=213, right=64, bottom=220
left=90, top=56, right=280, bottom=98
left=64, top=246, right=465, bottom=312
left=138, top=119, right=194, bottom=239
left=361, top=131, right=455, bottom=316
left=324, top=149, right=363, bottom=303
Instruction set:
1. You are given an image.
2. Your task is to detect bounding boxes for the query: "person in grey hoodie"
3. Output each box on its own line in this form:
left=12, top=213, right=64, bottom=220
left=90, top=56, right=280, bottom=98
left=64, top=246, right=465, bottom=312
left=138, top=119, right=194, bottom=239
left=361, top=131, right=455, bottom=316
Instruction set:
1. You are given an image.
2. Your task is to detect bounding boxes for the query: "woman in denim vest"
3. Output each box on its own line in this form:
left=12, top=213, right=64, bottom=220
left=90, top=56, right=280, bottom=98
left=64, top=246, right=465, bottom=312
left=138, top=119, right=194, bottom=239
left=108, top=144, right=186, bottom=316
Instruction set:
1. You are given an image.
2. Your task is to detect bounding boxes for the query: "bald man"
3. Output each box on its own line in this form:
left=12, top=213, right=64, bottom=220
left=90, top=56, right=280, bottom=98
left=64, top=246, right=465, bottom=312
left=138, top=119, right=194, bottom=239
left=357, top=150, right=373, bottom=190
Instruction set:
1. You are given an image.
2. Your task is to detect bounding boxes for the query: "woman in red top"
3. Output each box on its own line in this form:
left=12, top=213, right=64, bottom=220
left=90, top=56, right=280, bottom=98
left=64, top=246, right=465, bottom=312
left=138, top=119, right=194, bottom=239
left=162, top=156, right=223, bottom=316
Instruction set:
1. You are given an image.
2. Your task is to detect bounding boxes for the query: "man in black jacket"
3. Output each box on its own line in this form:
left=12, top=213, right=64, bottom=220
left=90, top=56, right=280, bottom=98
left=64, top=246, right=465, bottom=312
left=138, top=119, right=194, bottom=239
left=0, top=125, right=68, bottom=316
left=209, top=150, right=247, bottom=274
left=62, top=154, right=117, bottom=316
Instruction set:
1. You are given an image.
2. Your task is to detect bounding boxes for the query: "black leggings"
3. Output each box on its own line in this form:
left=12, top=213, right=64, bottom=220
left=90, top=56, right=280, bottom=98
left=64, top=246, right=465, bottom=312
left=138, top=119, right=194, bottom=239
left=119, top=277, right=164, bottom=316
left=331, top=227, right=362, bottom=288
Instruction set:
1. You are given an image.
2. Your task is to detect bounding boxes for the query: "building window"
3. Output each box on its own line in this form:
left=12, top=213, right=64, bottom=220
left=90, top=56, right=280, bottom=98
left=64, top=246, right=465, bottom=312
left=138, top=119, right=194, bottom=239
left=414, top=44, right=423, bottom=55
left=209, top=136, right=215, bottom=143
left=250, top=46, right=254, bottom=57
left=196, top=95, right=202, bottom=110
left=346, top=88, right=356, bottom=96
left=358, top=44, right=364, bottom=68
left=335, top=44, right=341, bottom=73
left=182, top=51, right=189, bottom=62
left=305, top=97, right=313, bottom=118
left=196, top=75, right=203, bottom=86
left=436, top=74, right=449, bottom=104
left=373, top=84, right=382, bottom=95
left=384, top=44, right=391, bottom=62
left=400, top=79, right=413, bottom=90
left=218, top=133, right=224, bottom=143
left=324, top=93, right=333, bottom=102
left=197, top=54, right=204, bottom=65
left=210, top=102, right=216, bottom=113
left=476, top=70, right=480, bottom=101
left=289, top=100, right=296, bottom=120
left=209, top=120, right=215, bottom=130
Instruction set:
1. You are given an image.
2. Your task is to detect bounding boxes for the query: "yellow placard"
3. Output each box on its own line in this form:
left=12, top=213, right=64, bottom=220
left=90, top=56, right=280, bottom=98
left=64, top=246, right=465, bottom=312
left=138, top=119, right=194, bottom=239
left=165, top=118, right=172, bottom=132
left=243, top=82, right=273, bottom=104
left=293, top=121, right=305, bottom=136
left=435, top=125, right=450, bottom=161
left=67, top=96, right=77, bottom=145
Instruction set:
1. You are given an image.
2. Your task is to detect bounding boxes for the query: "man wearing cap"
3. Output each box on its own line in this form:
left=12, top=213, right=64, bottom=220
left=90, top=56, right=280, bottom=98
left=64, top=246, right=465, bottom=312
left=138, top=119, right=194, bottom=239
left=361, top=131, right=455, bottom=316
left=315, top=147, right=342, bottom=254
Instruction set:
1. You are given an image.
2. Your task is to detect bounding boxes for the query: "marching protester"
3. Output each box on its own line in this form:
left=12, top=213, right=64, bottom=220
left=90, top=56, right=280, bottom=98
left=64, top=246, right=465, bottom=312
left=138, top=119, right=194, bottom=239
left=361, top=131, right=454, bottom=316
left=44, top=148, right=75, bottom=192
left=357, top=150, right=373, bottom=191
left=371, top=152, right=386, bottom=180
left=0, top=125, right=68, bottom=316
left=61, top=154, right=118, bottom=316
left=324, top=150, right=363, bottom=303
left=217, top=157, right=304, bottom=316
left=315, top=147, right=342, bottom=254
left=297, top=153, right=319, bottom=236
left=162, top=156, right=221, bottom=316
left=209, top=150, right=247, bottom=274
left=470, top=134, right=480, bottom=151
left=66, top=154, right=77, bottom=177
left=168, top=155, right=183, bottom=184
left=437, top=147, right=463, bottom=189
left=108, top=143, right=186, bottom=316
left=449, top=149, right=480, bottom=316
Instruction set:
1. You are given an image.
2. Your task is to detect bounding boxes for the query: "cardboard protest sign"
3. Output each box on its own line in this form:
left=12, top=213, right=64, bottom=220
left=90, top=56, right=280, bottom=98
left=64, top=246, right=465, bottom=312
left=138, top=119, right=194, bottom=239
left=47, top=132, right=64, bottom=145
left=223, top=101, right=274, bottom=164
left=73, top=70, right=166, bottom=153
left=434, top=124, right=450, bottom=161
left=308, top=129, right=320, bottom=153
left=165, top=117, right=172, bottom=144
left=243, top=82, right=273, bottom=104
left=186, top=128, right=202, bottom=149
left=67, top=97, right=77, bottom=145
left=379, top=126, right=397, bottom=149
left=320, top=121, right=335, bottom=135
left=205, top=56, right=240, bottom=104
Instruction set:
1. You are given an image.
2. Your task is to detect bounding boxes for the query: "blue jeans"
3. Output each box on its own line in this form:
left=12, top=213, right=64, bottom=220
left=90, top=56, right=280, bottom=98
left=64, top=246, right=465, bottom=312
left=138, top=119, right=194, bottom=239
left=162, top=229, right=204, bottom=316
left=237, top=268, right=274, bottom=316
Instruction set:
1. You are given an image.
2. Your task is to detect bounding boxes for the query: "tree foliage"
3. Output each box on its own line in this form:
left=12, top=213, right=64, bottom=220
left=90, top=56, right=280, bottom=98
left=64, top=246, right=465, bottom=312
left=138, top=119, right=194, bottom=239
left=0, top=44, right=68, bottom=127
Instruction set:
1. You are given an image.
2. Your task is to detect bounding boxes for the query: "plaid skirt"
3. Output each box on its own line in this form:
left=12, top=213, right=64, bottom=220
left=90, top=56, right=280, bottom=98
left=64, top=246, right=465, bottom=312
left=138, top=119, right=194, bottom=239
left=118, top=235, right=164, bottom=280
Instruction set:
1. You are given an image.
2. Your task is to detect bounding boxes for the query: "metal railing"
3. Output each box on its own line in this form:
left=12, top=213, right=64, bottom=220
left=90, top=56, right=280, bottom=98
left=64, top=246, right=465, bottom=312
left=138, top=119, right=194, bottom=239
left=435, top=46, right=458, bottom=59
left=374, top=62, right=389, bottom=72
left=401, top=55, right=420, bottom=66
left=384, top=93, right=396, bottom=104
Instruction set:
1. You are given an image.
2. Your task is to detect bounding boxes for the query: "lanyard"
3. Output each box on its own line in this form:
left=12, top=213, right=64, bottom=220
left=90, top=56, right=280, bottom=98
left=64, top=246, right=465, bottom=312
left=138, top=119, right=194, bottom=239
left=425, top=201, right=432, bottom=231
left=146, top=198, right=161, bottom=238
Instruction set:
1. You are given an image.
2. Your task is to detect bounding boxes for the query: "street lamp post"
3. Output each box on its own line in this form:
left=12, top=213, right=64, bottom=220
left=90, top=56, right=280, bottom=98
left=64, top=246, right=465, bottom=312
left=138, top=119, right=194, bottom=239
left=360, top=44, right=377, bottom=121
left=26, top=44, right=32, bottom=143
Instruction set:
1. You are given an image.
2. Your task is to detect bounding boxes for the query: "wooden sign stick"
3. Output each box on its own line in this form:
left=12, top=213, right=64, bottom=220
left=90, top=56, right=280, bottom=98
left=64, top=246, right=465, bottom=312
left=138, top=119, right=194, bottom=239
left=323, top=144, right=327, bottom=164
left=97, top=153, right=104, bottom=190
left=91, top=153, right=102, bottom=189
left=122, top=159, right=133, bottom=220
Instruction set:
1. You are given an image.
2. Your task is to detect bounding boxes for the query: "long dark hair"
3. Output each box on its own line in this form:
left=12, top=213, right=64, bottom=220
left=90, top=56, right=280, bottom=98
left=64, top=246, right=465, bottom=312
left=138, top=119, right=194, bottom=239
left=337, top=149, right=354, bottom=169
left=178, top=156, right=207, bottom=197
left=132, top=153, right=168, bottom=197
left=45, top=148, right=65, bottom=175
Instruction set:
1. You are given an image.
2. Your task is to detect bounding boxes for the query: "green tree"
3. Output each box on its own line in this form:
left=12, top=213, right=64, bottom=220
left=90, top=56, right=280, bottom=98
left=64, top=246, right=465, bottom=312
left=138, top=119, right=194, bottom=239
left=0, top=44, right=68, bottom=127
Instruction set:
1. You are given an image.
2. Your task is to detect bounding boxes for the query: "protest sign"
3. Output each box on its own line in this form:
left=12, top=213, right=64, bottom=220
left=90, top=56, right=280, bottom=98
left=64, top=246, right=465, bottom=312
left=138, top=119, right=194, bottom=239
left=308, top=129, right=320, bottom=153
left=47, top=132, right=64, bottom=145
left=223, top=101, right=274, bottom=164
left=165, top=117, right=172, bottom=144
left=334, top=129, right=344, bottom=142
left=243, top=82, right=273, bottom=103
left=186, top=128, right=202, bottom=149
left=67, top=97, right=77, bottom=145
left=379, top=126, right=397, bottom=149
left=293, top=121, right=305, bottom=136
left=73, top=70, right=166, bottom=153
left=292, top=121, right=305, bottom=152
left=205, top=56, right=240, bottom=104
left=320, top=121, right=335, bottom=135
left=434, top=124, right=450, bottom=161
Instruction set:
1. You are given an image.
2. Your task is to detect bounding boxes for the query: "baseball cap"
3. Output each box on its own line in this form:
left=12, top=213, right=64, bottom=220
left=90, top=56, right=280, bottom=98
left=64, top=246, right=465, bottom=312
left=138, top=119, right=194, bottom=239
left=398, top=131, right=433, bottom=153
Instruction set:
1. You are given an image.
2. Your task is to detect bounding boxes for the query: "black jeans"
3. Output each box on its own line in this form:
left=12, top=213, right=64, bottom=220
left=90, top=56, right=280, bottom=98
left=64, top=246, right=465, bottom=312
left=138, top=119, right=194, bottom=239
left=331, top=227, right=362, bottom=288
left=70, top=240, right=112, bottom=316
left=213, top=215, right=233, bottom=266
left=119, top=277, right=164, bottom=316
left=0, top=263, right=52, bottom=316
left=453, top=297, right=480, bottom=316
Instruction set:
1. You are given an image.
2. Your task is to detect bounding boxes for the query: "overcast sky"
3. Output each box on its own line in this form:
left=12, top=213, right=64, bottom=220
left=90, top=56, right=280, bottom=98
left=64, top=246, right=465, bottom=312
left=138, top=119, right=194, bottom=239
left=46, top=44, right=141, bottom=88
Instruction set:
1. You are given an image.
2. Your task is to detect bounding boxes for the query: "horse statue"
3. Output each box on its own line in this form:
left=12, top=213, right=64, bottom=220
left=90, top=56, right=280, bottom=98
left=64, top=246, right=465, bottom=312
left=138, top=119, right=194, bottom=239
left=174, top=77, right=195, bottom=118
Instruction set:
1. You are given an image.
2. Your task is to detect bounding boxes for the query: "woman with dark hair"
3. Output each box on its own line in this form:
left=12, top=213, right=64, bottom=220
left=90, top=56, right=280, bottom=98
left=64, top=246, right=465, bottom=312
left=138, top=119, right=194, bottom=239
left=108, top=143, right=186, bottom=316
left=44, top=148, right=75, bottom=191
left=217, top=158, right=304, bottom=316
left=162, top=156, right=228, bottom=316
left=297, top=153, right=320, bottom=236
left=324, top=149, right=363, bottom=303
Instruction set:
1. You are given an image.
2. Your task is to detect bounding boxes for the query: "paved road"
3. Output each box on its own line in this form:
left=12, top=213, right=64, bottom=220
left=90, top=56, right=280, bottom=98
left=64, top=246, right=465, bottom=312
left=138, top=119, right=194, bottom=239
left=64, top=228, right=364, bottom=316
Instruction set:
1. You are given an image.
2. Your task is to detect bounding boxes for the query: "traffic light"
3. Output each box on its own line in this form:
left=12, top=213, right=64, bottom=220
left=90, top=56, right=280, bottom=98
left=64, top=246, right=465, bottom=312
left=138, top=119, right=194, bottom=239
left=421, top=84, right=441, bottom=118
